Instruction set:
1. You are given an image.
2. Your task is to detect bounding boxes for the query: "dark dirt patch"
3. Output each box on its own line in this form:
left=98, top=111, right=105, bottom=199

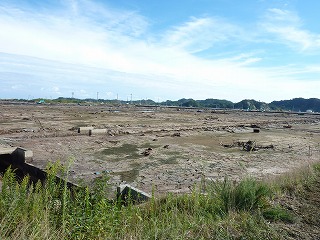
left=158, top=157, right=179, bottom=165
left=96, top=144, right=141, bottom=161
left=140, top=143, right=160, bottom=149
left=112, top=169, right=140, bottom=182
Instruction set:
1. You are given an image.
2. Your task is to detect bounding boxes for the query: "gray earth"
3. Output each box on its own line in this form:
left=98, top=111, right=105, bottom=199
left=0, top=102, right=319, bottom=197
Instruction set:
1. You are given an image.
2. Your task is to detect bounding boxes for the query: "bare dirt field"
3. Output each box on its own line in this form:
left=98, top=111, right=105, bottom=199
left=1, top=102, right=319, bottom=197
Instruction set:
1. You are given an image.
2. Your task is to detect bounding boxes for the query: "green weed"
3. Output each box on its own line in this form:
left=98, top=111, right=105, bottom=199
left=263, top=206, right=295, bottom=223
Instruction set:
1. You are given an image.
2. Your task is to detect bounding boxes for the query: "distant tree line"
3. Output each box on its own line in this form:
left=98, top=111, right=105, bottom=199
left=5, top=97, right=320, bottom=112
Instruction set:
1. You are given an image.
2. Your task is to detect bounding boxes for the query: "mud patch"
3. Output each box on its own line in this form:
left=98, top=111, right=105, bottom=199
left=112, top=169, right=140, bottom=182
left=158, top=156, right=179, bottom=165
left=96, top=144, right=141, bottom=161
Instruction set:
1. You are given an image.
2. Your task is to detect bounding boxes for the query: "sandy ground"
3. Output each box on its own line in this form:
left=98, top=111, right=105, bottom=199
left=0, top=102, right=319, bottom=196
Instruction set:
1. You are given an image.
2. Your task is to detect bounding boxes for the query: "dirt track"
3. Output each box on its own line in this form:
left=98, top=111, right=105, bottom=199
left=0, top=102, right=319, bottom=196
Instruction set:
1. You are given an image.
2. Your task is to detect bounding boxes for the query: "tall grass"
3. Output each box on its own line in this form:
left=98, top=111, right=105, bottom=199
left=270, top=163, right=320, bottom=195
left=1, top=162, right=319, bottom=239
left=212, top=177, right=271, bottom=214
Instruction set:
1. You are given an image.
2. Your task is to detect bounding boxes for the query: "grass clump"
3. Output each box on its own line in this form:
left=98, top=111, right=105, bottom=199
left=213, top=177, right=271, bottom=214
left=262, top=206, right=295, bottom=223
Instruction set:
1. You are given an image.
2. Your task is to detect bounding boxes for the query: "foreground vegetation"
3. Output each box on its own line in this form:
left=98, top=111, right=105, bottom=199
left=0, top=162, right=319, bottom=239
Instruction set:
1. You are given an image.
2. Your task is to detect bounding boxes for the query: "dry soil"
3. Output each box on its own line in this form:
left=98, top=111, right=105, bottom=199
left=0, top=102, right=319, bottom=197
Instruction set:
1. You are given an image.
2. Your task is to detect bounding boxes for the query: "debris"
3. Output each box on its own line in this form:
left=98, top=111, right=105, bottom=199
left=243, top=140, right=256, bottom=152
left=172, top=132, right=181, bottom=137
left=283, top=125, right=292, bottom=129
left=221, top=140, right=274, bottom=151
left=253, top=128, right=260, bottom=133
left=109, top=140, right=119, bottom=145
left=23, top=128, right=35, bottom=132
left=142, top=148, right=152, bottom=156
left=163, top=145, right=169, bottom=149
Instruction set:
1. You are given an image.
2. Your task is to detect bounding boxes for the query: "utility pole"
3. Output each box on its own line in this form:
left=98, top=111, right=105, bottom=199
left=97, top=92, right=99, bottom=101
left=72, top=92, right=74, bottom=98
left=130, top=93, right=132, bottom=105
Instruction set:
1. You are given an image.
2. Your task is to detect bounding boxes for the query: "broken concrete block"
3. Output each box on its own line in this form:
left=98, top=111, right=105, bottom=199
left=89, top=129, right=107, bottom=136
left=117, top=184, right=151, bottom=204
left=12, top=147, right=33, bottom=164
left=78, top=126, right=94, bottom=134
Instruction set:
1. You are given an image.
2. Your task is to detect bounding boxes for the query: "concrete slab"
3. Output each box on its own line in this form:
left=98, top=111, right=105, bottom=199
left=0, top=147, right=16, bottom=155
left=117, top=184, right=151, bottom=204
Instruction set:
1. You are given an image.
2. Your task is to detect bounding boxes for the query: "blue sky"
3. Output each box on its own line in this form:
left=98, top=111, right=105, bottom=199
left=0, top=0, right=319, bottom=102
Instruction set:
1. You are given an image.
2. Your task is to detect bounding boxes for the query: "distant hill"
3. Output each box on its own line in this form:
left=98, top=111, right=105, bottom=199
left=162, top=98, right=319, bottom=112
left=198, top=99, right=234, bottom=109
left=269, top=98, right=320, bottom=112
left=167, top=98, right=319, bottom=112
left=6, top=97, right=319, bottom=112
left=234, top=99, right=270, bottom=111
left=163, top=98, right=233, bottom=108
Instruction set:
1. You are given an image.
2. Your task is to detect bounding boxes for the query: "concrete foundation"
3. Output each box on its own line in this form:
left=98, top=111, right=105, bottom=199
left=0, top=147, right=152, bottom=204
left=117, top=184, right=151, bottom=204
left=89, top=129, right=107, bottom=136
left=78, top=126, right=94, bottom=134
left=0, top=147, right=77, bottom=189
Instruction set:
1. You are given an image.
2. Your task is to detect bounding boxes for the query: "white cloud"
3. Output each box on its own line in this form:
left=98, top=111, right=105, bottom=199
left=52, top=86, right=61, bottom=95
left=262, top=8, right=320, bottom=52
left=161, top=16, right=242, bottom=53
left=0, top=1, right=319, bottom=102
left=11, top=84, right=23, bottom=89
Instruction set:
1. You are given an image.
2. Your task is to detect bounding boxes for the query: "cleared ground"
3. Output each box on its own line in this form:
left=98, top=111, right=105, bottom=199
left=0, top=102, right=319, bottom=196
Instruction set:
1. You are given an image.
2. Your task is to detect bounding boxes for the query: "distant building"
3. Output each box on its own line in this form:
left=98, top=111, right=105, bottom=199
left=306, top=109, right=313, bottom=113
